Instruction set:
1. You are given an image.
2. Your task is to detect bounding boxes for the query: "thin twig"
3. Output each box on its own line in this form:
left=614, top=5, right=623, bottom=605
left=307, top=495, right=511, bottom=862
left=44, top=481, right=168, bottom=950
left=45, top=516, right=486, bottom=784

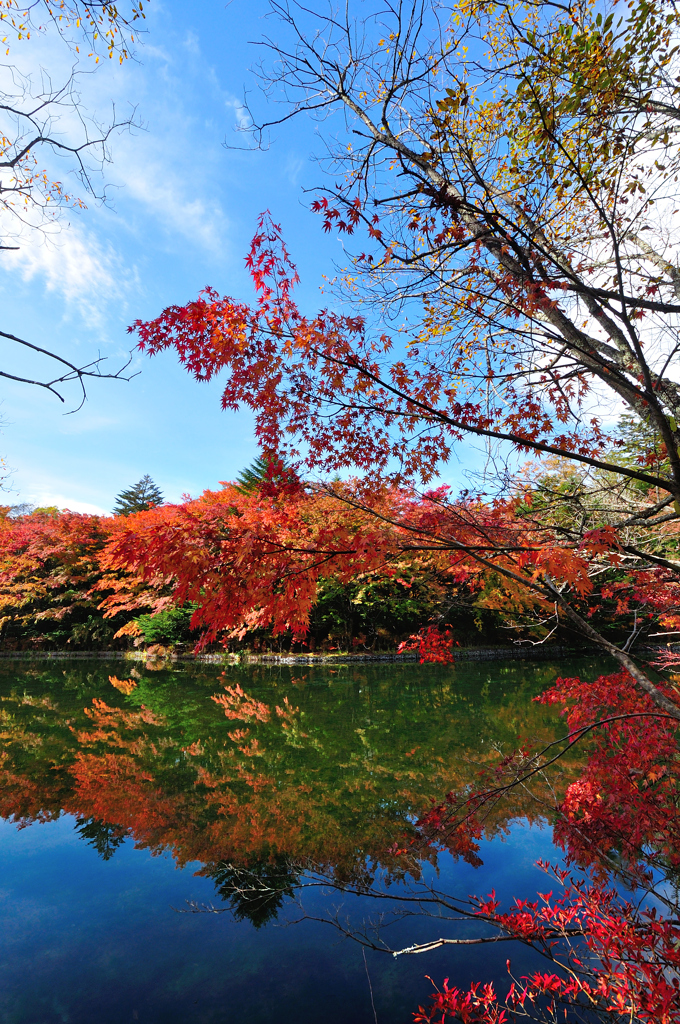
left=363, top=947, right=378, bottom=1024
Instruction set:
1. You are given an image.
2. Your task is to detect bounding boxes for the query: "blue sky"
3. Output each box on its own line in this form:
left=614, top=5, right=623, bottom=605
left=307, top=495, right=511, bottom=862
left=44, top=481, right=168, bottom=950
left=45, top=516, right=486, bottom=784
left=0, top=0, right=474, bottom=514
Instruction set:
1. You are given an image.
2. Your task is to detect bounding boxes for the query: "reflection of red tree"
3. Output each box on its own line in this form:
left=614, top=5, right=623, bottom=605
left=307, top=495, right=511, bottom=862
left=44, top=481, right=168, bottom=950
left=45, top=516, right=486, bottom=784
left=212, top=684, right=271, bottom=722
left=70, top=753, right=179, bottom=848
left=412, top=669, right=680, bottom=1023
left=0, top=755, right=60, bottom=825
left=11, top=672, right=678, bottom=1022
left=0, top=682, right=557, bottom=877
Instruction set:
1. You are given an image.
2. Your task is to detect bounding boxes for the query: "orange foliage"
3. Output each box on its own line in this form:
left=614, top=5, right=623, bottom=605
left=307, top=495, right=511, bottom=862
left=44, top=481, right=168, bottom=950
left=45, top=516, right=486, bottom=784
left=99, top=481, right=482, bottom=646
left=109, top=675, right=138, bottom=695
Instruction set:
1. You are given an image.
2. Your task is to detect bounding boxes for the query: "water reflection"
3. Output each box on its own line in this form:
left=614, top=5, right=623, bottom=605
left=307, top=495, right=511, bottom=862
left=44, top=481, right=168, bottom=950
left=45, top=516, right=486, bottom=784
left=0, top=657, right=606, bottom=1023
left=210, top=857, right=300, bottom=928
left=0, top=659, right=584, bottom=879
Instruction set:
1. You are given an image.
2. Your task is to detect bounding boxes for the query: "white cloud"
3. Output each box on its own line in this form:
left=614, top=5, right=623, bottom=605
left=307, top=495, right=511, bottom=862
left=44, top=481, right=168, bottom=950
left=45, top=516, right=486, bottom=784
left=25, top=491, right=109, bottom=515
left=224, top=95, right=250, bottom=131
left=2, top=219, right=137, bottom=327
left=0, top=14, right=234, bottom=300
left=115, top=144, right=228, bottom=254
left=57, top=411, right=125, bottom=435
left=284, top=153, right=305, bottom=186
left=183, top=31, right=201, bottom=57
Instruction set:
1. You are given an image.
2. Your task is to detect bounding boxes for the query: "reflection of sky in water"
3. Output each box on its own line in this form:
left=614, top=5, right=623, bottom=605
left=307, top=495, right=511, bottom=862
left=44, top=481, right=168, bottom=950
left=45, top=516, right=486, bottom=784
left=0, top=657, right=608, bottom=1023
left=0, top=816, right=555, bottom=1024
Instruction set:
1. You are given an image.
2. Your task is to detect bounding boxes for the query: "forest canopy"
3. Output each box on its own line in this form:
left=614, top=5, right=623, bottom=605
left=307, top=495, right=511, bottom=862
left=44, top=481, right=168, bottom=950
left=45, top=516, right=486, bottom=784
left=4, top=0, right=680, bottom=1020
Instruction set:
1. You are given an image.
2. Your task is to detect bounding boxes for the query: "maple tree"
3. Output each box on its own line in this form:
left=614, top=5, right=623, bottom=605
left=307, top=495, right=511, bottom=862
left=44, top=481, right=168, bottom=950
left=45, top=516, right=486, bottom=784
left=0, top=505, right=168, bottom=648
left=99, top=477, right=484, bottom=649
left=399, top=666, right=680, bottom=1024
left=0, top=497, right=466, bottom=652
left=119, top=0, right=680, bottom=1017
left=123, top=0, right=680, bottom=693
left=0, top=506, right=114, bottom=647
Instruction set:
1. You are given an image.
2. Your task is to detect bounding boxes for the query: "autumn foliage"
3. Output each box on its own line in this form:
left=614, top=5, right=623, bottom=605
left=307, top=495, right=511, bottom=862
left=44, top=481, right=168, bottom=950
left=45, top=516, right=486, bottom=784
left=118, top=0, right=680, bottom=1014
left=4, top=0, right=680, bottom=1016
left=0, top=491, right=483, bottom=652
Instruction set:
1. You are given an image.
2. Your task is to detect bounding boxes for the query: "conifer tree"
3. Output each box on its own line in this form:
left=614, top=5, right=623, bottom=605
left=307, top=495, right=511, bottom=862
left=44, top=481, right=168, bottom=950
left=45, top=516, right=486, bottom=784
left=234, top=455, right=297, bottom=495
left=112, top=476, right=164, bottom=516
left=235, top=456, right=275, bottom=494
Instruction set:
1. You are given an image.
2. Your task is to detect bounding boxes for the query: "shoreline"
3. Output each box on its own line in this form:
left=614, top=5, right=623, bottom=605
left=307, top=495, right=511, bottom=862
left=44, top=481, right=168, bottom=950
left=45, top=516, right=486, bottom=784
left=0, top=643, right=593, bottom=665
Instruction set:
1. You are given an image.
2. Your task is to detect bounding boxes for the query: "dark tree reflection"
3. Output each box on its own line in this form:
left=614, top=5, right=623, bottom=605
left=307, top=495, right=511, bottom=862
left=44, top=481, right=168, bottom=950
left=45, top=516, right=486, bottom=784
left=74, top=816, right=130, bottom=861
left=210, top=857, right=300, bottom=928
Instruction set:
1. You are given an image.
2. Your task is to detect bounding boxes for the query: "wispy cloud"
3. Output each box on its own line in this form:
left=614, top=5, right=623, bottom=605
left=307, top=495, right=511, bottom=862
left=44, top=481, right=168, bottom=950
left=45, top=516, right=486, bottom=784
left=3, top=219, right=137, bottom=327
left=57, top=410, right=125, bottom=435
left=284, top=153, right=305, bottom=186
left=115, top=142, right=228, bottom=254
left=0, top=14, right=235, bottom=314
left=19, top=487, right=109, bottom=514
left=183, top=30, right=201, bottom=58
left=224, top=94, right=250, bottom=131
left=41, top=494, right=110, bottom=514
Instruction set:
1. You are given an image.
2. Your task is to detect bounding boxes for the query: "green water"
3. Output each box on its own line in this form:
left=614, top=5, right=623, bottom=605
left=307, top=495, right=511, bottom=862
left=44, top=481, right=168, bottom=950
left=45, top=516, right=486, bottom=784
left=0, top=656, right=607, bottom=1023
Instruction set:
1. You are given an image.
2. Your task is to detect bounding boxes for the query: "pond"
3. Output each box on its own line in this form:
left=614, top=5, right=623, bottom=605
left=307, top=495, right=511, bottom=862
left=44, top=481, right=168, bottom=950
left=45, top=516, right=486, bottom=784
left=0, top=656, right=608, bottom=1023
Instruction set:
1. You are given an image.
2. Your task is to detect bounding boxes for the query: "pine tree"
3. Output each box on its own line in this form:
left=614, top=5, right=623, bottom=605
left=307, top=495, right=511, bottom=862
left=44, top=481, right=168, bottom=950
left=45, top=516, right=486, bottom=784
left=234, top=455, right=299, bottom=495
left=113, top=475, right=164, bottom=516
left=235, top=456, right=274, bottom=494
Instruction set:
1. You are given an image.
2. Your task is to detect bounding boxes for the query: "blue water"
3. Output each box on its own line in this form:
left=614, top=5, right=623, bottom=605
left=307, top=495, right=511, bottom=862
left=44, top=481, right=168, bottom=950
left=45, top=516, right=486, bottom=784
left=0, top=657, right=598, bottom=1023
left=0, top=817, right=557, bottom=1023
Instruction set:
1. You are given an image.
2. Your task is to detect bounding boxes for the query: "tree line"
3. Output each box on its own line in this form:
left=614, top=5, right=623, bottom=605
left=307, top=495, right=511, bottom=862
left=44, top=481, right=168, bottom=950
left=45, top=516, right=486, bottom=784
left=4, top=0, right=680, bottom=1018
left=123, top=0, right=680, bottom=1016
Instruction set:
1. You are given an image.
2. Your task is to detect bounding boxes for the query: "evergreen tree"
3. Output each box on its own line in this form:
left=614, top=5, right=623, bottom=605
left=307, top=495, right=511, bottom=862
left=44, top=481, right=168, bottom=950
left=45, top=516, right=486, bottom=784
left=235, top=456, right=274, bottom=494
left=74, top=817, right=129, bottom=861
left=113, top=475, right=164, bottom=516
left=234, top=454, right=298, bottom=495
left=615, top=413, right=666, bottom=467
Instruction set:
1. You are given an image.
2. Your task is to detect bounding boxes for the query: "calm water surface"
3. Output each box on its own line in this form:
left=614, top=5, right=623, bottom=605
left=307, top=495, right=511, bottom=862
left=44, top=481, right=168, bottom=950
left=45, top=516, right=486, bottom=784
left=0, top=656, right=608, bottom=1023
